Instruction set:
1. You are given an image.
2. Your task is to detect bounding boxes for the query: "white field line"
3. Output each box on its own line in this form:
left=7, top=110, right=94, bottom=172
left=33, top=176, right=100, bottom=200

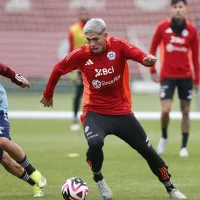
left=7, top=111, right=200, bottom=120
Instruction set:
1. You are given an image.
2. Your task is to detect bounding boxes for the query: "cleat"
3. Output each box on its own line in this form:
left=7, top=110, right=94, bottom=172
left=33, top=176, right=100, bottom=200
left=157, top=137, right=167, bottom=155
left=32, top=184, right=44, bottom=197
left=30, top=170, right=47, bottom=189
left=169, top=189, right=187, bottom=199
left=179, top=148, right=188, bottom=157
left=96, top=179, right=113, bottom=200
left=70, top=123, right=80, bottom=131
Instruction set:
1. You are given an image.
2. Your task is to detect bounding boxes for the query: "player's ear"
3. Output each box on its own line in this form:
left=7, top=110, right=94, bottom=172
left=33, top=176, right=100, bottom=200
left=104, top=32, right=108, bottom=39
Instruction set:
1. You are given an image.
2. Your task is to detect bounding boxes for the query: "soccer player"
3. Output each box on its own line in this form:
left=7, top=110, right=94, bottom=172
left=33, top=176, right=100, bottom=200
left=149, top=0, right=199, bottom=157
left=41, top=18, right=187, bottom=199
left=68, top=7, right=90, bottom=131
left=0, top=62, right=46, bottom=197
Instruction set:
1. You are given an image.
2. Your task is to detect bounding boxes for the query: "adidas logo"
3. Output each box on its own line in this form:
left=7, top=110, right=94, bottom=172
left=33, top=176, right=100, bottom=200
left=85, top=59, right=94, bottom=65
left=165, top=28, right=173, bottom=33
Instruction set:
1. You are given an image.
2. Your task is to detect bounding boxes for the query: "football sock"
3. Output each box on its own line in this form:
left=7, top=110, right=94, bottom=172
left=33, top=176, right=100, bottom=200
left=163, top=180, right=176, bottom=193
left=73, top=117, right=78, bottom=124
left=181, top=132, right=189, bottom=148
left=19, top=170, right=35, bottom=186
left=18, top=155, right=36, bottom=175
left=162, top=127, right=168, bottom=139
left=93, top=171, right=103, bottom=182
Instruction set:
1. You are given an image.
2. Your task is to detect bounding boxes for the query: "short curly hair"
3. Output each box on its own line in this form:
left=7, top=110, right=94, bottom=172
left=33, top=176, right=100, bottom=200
left=83, top=18, right=106, bottom=34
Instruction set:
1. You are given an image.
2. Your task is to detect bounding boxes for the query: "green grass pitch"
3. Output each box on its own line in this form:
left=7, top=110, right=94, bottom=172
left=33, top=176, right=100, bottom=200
left=0, top=119, right=199, bottom=200
left=6, top=92, right=198, bottom=111
left=0, top=92, right=199, bottom=199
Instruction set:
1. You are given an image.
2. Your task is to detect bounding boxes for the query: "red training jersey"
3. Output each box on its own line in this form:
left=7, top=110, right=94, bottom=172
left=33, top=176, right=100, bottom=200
left=43, top=37, right=149, bottom=123
left=150, top=19, right=199, bottom=84
left=0, top=62, right=24, bottom=86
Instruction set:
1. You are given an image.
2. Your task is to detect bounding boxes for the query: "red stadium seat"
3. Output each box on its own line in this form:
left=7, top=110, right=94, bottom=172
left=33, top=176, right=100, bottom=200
left=0, top=0, right=199, bottom=78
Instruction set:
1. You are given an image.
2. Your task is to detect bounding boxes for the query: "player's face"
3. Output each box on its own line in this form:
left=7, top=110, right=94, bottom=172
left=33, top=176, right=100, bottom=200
left=171, top=1, right=187, bottom=19
left=79, top=9, right=90, bottom=24
left=85, top=32, right=108, bottom=54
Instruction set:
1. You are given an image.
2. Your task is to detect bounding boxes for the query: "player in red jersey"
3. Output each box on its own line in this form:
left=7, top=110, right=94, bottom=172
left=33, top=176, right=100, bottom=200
left=0, top=62, right=46, bottom=197
left=41, top=18, right=186, bottom=199
left=150, top=0, right=199, bottom=157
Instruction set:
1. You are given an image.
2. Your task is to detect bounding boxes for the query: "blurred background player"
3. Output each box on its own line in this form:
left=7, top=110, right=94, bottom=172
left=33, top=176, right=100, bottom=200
left=0, top=62, right=46, bottom=197
left=68, top=7, right=90, bottom=131
left=149, top=0, right=199, bottom=157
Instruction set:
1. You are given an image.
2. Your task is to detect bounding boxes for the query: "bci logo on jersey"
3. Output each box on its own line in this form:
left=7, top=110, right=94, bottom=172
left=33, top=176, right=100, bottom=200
left=95, top=66, right=114, bottom=77
left=170, top=36, right=185, bottom=44
left=107, top=51, right=116, bottom=60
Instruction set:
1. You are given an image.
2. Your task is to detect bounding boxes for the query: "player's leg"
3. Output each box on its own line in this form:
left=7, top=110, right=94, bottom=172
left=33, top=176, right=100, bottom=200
left=0, top=138, right=46, bottom=188
left=71, top=72, right=84, bottom=131
left=0, top=113, right=46, bottom=189
left=114, top=114, right=186, bottom=199
left=0, top=150, right=44, bottom=197
left=157, top=78, right=176, bottom=155
left=177, top=78, right=193, bottom=157
left=83, top=111, right=113, bottom=200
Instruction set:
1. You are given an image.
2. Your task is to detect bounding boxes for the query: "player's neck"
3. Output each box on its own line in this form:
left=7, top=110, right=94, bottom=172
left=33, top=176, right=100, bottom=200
left=173, top=17, right=185, bottom=25
left=102, top=43, right=106, bottom=52
left=171, top=17, right=186, bottom=36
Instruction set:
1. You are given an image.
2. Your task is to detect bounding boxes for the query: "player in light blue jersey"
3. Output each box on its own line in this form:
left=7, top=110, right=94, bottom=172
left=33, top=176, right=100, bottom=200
left=0, top=62, right=47, bottom=197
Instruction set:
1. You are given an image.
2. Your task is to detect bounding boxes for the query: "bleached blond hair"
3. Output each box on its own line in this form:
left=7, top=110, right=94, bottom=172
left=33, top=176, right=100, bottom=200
left=83, top=18, right=106, bottom=34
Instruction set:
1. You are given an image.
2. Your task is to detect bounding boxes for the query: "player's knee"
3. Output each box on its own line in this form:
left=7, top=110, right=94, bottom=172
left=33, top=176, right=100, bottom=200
left=88, top=137, right=104, bottom=149
left=136, top=143, right=156, bottom=158
left=0, top=151, right=11, bottom=166
left=0, top=152, right=14, bottom=167
left=162, top=107, right=170, bottom=115
left=182, top=111, right=189, bottom=118
left=181, top=108, right=189, bottom=117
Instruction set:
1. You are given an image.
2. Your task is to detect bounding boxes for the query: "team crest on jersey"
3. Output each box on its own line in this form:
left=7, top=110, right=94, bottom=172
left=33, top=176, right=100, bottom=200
left=182, top=29, right=189, bottom=37
left=92, top=80, right=101, bottom=89
left=107, top=51, right=116, bottom=60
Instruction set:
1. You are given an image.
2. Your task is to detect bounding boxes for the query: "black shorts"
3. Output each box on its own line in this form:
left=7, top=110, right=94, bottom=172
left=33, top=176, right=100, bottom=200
left=83, top=111, right=149, bottom=150
left=160, top=78, right=193, bottom=101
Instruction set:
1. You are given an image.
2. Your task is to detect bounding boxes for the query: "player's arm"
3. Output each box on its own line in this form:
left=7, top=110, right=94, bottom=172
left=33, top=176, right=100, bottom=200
left=149, top=24, right=162, bottom=74
left=191, top=28, right=200, bottom=92
left=40, top=49, right=81, bottom=107
left=0, top=62, right=29, bottom=88
left=119, top=38, right=157, bottom=67
left=149, top=24, right=163, bottom=82
left=68, top=30, right=74, bottom=53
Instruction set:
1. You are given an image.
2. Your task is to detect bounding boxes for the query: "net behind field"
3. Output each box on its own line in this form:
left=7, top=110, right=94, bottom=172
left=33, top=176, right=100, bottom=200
left=0, top=0, right=199, bottom=79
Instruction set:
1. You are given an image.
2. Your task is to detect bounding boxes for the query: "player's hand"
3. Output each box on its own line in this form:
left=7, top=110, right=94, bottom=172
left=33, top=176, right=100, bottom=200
left=194, top=84, right=199, bottom=93
left=20, top=77, right=30, bottom=88
left=40, top=95, right=53, bottom=108
left=143, top=55, right=157, bottom=66
left=151, top=73, right=159, bottom=83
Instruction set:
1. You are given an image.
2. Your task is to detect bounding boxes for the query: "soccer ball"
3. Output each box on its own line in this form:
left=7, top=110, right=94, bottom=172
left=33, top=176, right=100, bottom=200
left=61, top=177, right=89, bottom=200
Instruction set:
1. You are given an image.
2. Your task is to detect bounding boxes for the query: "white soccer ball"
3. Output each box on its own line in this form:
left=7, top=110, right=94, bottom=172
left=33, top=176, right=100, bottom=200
left=61, top=177, right=89, bottom=200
